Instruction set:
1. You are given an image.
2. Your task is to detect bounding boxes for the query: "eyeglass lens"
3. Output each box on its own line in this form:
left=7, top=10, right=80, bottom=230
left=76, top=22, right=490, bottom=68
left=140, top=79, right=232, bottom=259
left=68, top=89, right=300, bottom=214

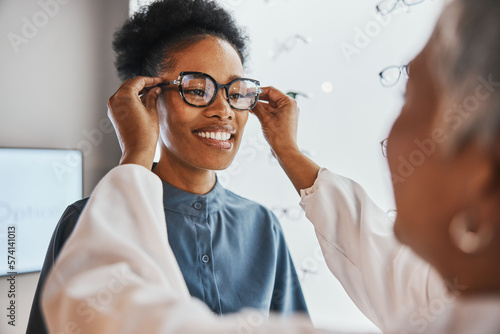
left=376, top=0, right=399, bottom=15
left=379, top=66, right=403, bottom=87
left=181, top=73, right=215, bottom=106
left=180, top=73, right=260, bottom=110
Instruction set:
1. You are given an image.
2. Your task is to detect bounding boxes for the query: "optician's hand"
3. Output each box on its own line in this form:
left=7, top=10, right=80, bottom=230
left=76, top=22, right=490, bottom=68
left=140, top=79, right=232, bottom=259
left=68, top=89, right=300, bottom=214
left=107, top=76, right=163, bottom=169
left=252, top=86, right=320, bottom=194
left=252, top=86, right=300, bottom=155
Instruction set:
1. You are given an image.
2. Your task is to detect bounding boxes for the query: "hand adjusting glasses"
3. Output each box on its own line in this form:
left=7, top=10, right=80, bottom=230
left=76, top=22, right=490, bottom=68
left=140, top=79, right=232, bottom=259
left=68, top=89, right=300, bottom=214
left=160, top=72, right=262, bottom=111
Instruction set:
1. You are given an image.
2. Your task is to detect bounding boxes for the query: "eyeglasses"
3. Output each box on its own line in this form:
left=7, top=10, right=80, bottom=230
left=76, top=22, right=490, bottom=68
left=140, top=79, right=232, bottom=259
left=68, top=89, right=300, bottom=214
left=379, top=64, right=410, bottom=87
left=376, top=0, right=426, bottom=15
left=387, top=210, right=397, bottom=221
left=271, top=206, right=304, bottom=221
left=160, top=71, right=262, bottom=111
left=286, top=91, right=311, bottom=99
left=381, top=138, right=388, bottom=157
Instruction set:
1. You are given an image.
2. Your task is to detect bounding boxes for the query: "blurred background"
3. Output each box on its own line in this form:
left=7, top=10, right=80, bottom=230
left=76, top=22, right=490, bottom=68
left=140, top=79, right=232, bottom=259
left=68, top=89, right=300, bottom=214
left=0, top=0, right=444, bottom=332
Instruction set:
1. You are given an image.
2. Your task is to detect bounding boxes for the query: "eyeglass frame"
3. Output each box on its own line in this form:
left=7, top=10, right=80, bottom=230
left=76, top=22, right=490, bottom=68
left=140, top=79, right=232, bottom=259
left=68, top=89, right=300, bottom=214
left=271, top=205, right=304, bottom=221
left=376, top=0, right=426, bottom=15
left=381, top=138, right=388, bottom=158
left=379, top=64, right=410, bottom=88
left=159, top=71, right=263, bottom=111
left=386, top=209, right=398, bottom=221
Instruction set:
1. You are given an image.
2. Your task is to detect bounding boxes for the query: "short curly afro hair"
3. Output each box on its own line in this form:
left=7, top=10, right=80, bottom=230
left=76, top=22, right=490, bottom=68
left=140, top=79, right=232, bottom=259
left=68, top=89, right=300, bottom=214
left=112, top=0, right=249, bottom=81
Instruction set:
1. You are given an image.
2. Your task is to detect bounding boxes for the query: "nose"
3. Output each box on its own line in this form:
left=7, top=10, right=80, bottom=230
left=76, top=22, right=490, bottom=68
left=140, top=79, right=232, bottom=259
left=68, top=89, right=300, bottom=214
left=203, top=88, right=234, bottom=120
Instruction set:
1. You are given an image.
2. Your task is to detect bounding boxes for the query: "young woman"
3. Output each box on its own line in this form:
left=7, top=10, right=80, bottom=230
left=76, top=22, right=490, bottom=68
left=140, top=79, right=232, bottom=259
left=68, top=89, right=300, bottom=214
left=27, top=1, right=307, bottom=332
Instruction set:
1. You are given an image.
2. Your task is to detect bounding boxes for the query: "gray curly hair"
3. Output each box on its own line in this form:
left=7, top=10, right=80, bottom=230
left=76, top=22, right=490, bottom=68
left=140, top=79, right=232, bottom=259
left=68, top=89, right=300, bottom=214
left=431, top=0, right=500, bottom=163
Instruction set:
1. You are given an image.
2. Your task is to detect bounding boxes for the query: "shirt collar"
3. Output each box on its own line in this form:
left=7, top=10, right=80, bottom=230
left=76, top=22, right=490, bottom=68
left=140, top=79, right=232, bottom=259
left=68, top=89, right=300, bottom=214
left=160, top=176, right=226, bottom=217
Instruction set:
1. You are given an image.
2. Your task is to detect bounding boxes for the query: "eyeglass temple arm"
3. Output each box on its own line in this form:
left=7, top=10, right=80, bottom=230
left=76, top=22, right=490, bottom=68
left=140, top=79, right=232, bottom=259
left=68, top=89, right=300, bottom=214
left=158, top=80, right=180, bottom=86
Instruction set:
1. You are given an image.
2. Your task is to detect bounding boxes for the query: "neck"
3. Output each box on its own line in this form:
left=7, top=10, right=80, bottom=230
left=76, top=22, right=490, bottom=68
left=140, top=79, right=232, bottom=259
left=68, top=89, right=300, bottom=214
left=153, top=149, right=216, bottom=195
left=445, top=249, right=500, bottom=297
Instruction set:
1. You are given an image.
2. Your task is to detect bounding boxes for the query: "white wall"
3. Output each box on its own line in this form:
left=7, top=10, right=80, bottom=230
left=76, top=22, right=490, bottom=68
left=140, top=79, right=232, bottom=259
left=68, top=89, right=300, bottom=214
left=0, top=0, right=128, bottom=332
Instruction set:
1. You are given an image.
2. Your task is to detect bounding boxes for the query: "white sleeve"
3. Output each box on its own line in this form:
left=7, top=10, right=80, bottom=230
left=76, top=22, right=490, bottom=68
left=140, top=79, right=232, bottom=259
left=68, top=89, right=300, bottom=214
left=299, top=168, right=448, bottom=332
left=41, top=165, right=329, bottom=334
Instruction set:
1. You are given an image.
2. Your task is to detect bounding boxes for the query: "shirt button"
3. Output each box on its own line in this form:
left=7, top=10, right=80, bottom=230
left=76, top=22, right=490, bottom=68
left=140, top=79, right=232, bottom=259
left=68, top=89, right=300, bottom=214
left=201, top=254, right=210, bottom=263
left=193, top=202, right=202, bottom=210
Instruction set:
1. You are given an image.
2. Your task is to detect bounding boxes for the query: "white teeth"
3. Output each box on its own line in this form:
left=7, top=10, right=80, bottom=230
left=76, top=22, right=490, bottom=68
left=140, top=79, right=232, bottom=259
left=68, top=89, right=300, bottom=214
left=195, top=132, right=232, bottom=141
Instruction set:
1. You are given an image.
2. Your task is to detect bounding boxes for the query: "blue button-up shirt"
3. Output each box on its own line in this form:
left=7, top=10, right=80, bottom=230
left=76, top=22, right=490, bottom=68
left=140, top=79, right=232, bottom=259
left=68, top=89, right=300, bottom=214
left=162, top=179, right=308, bottom=315
left=27, top=177, right=308, bottom=334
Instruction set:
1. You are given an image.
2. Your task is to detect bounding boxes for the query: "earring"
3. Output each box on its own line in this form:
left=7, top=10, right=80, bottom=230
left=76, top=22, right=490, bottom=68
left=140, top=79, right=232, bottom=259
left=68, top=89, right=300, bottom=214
left=449, top=211, right=492, bottom=254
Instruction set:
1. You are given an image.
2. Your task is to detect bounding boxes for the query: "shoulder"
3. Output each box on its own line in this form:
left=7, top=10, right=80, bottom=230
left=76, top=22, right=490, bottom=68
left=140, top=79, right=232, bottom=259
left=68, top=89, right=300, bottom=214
left=58, top=197, right=90, bottom=227
left=223, top=189, right=272, bottom=213
left=53, top=197, right=90, bottom=249
left=57, top=197, right=89, bottom=224
left=67, top=197, right=90, bottom=213
left=222, top=189, right=281, bottom=229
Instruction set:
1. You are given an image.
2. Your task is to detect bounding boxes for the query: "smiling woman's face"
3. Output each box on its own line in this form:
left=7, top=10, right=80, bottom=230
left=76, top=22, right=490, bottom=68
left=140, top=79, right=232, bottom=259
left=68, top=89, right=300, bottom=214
left=157, top=36, right=249, bottom=171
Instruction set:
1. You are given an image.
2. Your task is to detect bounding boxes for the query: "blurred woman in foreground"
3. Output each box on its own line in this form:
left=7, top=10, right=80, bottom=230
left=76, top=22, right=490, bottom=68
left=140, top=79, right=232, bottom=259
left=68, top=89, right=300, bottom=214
left=41, top=0, right=500, bottom=333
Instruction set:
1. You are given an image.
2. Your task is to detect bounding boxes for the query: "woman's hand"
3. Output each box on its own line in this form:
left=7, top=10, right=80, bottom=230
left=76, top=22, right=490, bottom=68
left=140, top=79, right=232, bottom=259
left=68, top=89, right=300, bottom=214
left=107, top=76, right=163, bottom=169
left=251, top=86, right=300, bottom=155
left=252, top=86, right=320, bottom=194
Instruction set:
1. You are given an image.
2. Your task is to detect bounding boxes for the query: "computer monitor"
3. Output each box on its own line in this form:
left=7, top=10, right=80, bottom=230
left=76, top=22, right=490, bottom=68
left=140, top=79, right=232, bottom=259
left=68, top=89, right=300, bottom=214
left=0, top=148, right=83, bottom=276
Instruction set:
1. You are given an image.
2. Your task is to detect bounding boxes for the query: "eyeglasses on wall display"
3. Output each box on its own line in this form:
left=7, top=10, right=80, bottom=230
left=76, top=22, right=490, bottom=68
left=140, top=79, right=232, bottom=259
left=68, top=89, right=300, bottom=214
left=271, top=33, right=311, bottom=60
left=376, top=0, right=427, bottom=16
left=379, top=64, right=410, bottom=88
left=271, top=205, right=304, bottom=221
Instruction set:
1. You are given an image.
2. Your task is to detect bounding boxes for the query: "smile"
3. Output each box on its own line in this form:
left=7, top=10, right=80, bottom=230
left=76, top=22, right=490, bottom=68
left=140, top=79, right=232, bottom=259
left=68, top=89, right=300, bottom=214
left=192, top=124, right=236, bottom=150
left=193, top=131, right=234, bottom=150
left=195, top=132, right=232, bottom=141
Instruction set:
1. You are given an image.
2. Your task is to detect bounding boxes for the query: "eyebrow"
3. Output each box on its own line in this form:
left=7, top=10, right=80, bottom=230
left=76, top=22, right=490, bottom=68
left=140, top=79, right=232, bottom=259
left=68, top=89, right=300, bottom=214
left=161, top=73, right=246, bottom=85
left=226, top=74, right=243, bottom=82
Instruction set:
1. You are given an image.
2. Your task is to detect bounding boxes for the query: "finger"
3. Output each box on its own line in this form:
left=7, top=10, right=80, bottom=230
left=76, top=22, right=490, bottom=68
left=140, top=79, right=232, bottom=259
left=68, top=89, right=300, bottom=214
left=140, top=85, right=158, bottom=103
left=253, top=101, right=274, bottom=114
left=145, top=87, right=162, bottom=112
left=258, top=91, right=278, bottom=109
left=251, top=102, right=274, bottom=123
left=258, top=86, right=289, bottom=106
left=139, top=83, right=164, bottom=96
left=124, top=76, right=164, bottom=95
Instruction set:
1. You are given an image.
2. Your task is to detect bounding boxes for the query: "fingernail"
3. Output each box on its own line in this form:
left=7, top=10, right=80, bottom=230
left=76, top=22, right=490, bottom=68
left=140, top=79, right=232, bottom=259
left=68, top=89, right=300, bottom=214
left=155, top=87, right=162, bottom=94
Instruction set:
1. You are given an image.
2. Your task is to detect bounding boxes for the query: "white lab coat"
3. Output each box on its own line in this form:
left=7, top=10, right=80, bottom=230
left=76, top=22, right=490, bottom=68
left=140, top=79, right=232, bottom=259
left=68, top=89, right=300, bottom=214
left=41, top=165, right=500, bottom=333
left=299, top=169, right=446, bottom=333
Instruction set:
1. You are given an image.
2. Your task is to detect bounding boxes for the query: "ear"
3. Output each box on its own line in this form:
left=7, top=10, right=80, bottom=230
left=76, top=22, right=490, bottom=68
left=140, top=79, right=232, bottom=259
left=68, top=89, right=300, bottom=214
left=443, top=148, right=498, bottom=258
left=476, top=171, right=500, bottom=240
left=464, top=147, right=500, bottom=247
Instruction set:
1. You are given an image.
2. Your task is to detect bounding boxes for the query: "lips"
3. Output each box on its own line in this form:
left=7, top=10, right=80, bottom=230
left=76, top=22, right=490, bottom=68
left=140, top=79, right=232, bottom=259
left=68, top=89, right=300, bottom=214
left=193, top=124, right=236, bottom=150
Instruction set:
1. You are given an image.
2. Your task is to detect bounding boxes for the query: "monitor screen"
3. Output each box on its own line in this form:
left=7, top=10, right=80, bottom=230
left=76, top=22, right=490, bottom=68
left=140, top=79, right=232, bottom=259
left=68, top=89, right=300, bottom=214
left=0, top=148, right=83, bottom=276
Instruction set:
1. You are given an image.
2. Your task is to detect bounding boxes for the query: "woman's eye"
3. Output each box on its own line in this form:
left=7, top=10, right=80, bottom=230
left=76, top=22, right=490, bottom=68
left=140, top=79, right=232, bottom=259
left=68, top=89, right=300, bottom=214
left=229, top=93, right=245, bottom=100
left=185, top=89, right=206, bottom=97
